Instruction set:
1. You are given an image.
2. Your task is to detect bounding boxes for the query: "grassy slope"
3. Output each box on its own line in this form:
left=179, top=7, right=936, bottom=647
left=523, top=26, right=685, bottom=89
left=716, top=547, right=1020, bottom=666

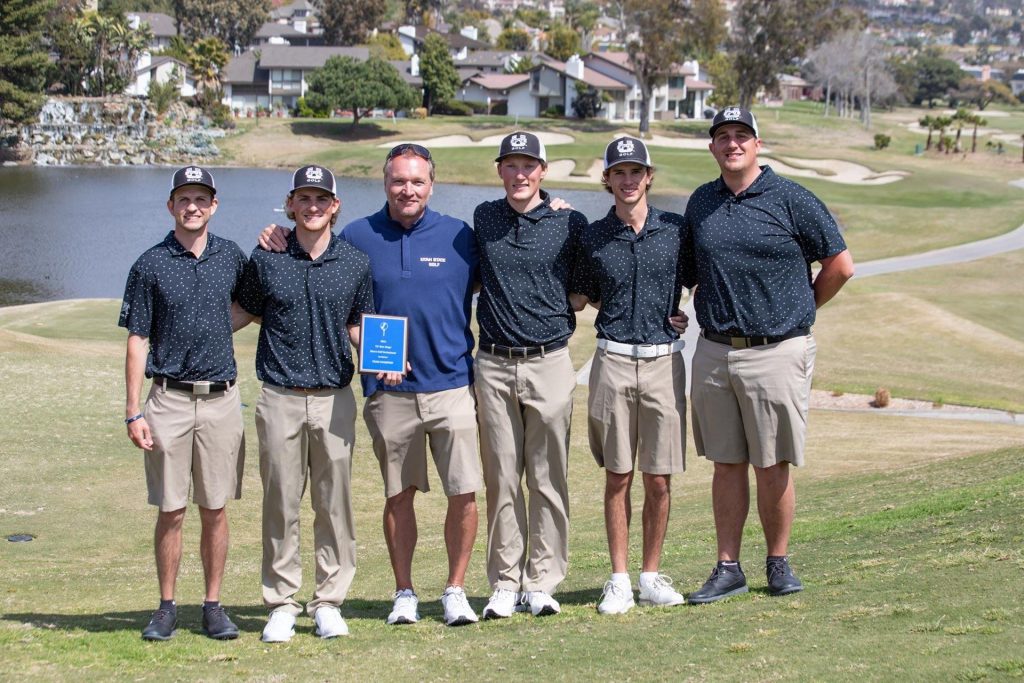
left=1, top=301, right=1023, bottom=681
left=217, top=105, right=1024, bottom=263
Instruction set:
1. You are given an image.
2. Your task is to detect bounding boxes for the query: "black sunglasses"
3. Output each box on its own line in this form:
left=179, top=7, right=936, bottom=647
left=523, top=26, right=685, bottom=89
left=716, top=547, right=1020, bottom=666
left=386, top=143, right=433, bottom=162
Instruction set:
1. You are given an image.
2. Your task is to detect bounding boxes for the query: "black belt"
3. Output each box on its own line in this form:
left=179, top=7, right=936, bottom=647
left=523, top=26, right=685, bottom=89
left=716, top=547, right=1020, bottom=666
left=703, top=328, right=810, bottom=349
left=481, top=338, right=568, bottom=359
left=155, top=376, right=235, bottom=395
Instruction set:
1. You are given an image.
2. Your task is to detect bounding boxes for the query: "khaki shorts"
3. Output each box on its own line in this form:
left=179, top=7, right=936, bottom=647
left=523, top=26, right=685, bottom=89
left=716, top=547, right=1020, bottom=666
left=691, top=334, right=816, bottom=468
left=588, top=348, right=686, bottom=475
left=364, top=386, right=482, bottom=498
left=144, top=381, right=244, bottom=511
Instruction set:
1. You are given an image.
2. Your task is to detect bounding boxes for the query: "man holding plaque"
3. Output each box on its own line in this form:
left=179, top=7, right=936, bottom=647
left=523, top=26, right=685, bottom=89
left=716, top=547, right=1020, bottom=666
left=236, top=165, right=374, bottom=642
left=473, top=132, right=589, bottom=619
left=258, top=146, right=483, bottom=628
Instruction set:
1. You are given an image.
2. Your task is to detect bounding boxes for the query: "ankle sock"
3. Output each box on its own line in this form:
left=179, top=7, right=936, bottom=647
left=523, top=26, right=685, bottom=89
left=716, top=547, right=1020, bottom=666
left=639, top=571, right=659, bottom=586
left=610, top=572, right=630, bottom=585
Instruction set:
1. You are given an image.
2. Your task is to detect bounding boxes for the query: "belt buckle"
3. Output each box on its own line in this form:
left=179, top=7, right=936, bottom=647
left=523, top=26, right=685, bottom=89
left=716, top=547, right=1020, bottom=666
left=192, top=381, right=211, bottom=395
left=731, top=337, right=749, bottom=350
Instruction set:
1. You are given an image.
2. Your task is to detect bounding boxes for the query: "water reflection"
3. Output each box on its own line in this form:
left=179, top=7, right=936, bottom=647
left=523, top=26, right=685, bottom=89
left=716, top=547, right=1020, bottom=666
left=0, top=166, right=688, bottom=306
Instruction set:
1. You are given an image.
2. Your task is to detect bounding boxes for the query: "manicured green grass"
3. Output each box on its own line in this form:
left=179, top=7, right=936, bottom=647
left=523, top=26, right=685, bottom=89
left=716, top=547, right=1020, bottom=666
left=1, top=301, right=1023, bottom=681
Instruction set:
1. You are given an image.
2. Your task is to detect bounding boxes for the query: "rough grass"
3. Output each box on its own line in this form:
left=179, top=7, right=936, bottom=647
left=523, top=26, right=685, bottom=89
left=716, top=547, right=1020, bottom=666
left=815, top=248, right=1024, bottom=412
left=1, top=301, right=1023, bottom=681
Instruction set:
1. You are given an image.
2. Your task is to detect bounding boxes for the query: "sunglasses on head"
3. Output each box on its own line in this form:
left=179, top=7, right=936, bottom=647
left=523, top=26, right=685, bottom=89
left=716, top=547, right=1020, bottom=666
left=386, top=143, right=432, bottom=162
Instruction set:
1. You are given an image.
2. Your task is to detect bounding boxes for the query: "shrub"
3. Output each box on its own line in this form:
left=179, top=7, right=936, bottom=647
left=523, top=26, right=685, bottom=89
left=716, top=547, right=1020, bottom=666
left=432, top=99, right=474, bottom=116
left=294, top=97, right=328, bottom=118
left=873, top=133, right=891, bottom=150
left=147, top=76, right=180, bottom=118
left=541, top=105, right=565, bottom=118
left=464, top=100, right=489, bottom=114
left=872, top=387, right=891, bottom=408
left=490, top=101, right=508, bottom=116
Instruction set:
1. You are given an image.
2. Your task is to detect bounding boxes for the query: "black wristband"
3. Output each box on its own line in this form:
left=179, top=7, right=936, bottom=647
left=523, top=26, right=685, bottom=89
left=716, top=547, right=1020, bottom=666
left=124, top=413, right=145, bottom=425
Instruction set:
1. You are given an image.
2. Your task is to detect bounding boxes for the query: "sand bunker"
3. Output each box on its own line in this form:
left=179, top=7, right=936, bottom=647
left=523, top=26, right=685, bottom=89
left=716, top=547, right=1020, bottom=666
left=764, top=155, right=909, bottom=185
left=390, top=132, right=908, bottom=186
left=376, top=132, right=575, bottom=149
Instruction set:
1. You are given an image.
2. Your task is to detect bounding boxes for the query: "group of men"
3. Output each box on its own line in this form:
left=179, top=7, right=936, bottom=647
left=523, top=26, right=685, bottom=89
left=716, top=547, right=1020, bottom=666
left=120, top=106, right=854, bottom=641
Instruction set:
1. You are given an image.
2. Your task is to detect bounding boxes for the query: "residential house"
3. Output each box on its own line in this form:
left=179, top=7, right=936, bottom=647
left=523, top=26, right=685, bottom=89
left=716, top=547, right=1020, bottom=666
left=775, top=73, right=814, bottom=101
left=254, top=22, right=325, bottom=47
left=1012, top=69, right=1024, bottom=97
left=125, top=54, right=196, bottom=98
left=271, top=0, right=319, bottom=34
left=452, top=50, right=552, bottom=81
left=221, top=46, right=370, bottom=113
left=126, top=12, right=177, bottom=51
left=960, top=64, right=1005, bottom=81
left=667, top=61, right=713, bottom=119
left=458, top=73, right=532, bottom=115
left=396, top=25, right=489, bottom=58
left=583, top=51, right=669, bottom=122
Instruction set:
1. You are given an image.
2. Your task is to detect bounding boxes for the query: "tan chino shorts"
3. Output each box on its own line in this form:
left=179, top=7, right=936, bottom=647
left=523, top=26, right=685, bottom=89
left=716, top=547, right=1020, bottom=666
left=144, top=381, right=244, bottom=511
left=588, top=348, right=686, bottom=475
left=691, top=333, right=816, bottom=468
left=364, top=385, right=482, bottom=498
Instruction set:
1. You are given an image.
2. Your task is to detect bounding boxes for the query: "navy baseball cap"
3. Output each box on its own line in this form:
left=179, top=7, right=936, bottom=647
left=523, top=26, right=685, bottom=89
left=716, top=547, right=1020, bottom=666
left=495, top=131, right=547, bottom=163
left=170, top=166, right=216, bottom=197
left=708, top=106, right=760, bottom=138
left=604, top=136, right=653, bottom=170
left=290, top=164, right=337, bottom=196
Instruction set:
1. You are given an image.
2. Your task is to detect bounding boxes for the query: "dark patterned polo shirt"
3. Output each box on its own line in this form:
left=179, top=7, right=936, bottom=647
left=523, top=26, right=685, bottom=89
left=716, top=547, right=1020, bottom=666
left=680, top=166, right=847, bottom=337
left=474, top=190, right=588, bottom=347
left=573, top=205, right=686, bottom=345
left=118, top=231, right=246, bottom=381
left=237, top=230, right=374, bottom=389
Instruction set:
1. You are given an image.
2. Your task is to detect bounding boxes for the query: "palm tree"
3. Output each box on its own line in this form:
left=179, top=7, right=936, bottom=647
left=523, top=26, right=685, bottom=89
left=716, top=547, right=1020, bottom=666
left=934, top=115, right=953, bottom=154
left=969, top=113, right=987, bottom=153
left=185, top=37, right=229, bottom=105
left=951, top=108, right=970, bottom=153
left=919, top=114, right=935, bottom=151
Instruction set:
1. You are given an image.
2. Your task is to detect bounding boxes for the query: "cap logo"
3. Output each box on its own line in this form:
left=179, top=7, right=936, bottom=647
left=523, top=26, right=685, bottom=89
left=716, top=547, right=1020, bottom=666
left=184, top=167, right=204, bottom=181
left=616, top=139, right=635, bottom=155
left=305, top=166, right=324, bottom=182
left=510, top=134, right=527, bottom=149
left=723, top=107, right=741, bottom=120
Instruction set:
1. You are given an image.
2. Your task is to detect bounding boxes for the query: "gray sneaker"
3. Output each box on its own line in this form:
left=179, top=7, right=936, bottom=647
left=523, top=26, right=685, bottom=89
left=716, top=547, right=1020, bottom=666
left=141, top=607, right=177, bottom=641
left=202, top=604, right=239, bottom=640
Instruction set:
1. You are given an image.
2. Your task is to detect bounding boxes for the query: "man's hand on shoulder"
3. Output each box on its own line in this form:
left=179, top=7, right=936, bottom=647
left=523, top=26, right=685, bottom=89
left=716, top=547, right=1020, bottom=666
left=550, top=197, right=574, bottom=211
left=259, top=224, right=291, bottom=252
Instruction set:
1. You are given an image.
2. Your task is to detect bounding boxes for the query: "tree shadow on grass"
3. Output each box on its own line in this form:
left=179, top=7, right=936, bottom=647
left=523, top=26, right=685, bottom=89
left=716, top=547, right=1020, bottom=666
left=290, top=121, right=405, bottom=143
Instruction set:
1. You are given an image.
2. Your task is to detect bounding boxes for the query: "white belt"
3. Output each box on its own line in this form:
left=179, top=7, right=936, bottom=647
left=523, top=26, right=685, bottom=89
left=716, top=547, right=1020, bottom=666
left=597, top=338, right=686, bottom=359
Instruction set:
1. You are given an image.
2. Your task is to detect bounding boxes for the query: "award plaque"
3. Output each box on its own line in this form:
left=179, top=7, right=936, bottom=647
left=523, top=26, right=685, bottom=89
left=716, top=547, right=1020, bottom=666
left=358, top=313, right=409, bottom=375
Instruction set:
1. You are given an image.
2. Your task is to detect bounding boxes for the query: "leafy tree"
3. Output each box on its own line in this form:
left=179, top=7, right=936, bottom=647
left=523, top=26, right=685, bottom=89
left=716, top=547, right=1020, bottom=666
left=185, top=36, right=229, bottom=100
left=48, top=8, right=94, bottom=96
left=305, top=55, right=418, bottom=126
left=0, top=0, right=52, bottom=124
left=368, top=32, right=408, bottom=60
left=99, top=0, right=173, bottom=17
left=731, top=0, right=859, bottom=109
left=909, top=47, right=962, bottom=107
left=682, top=0, right=728, bottom=61
left=564, top=0, right=599, bottom=47
left=620, top=0, right=688, bottom=135
left=954, top=77, right=1017, bottom=110
left=950, top=107, right=970, bottom=152
left=67, top=12, right=152, bottom=97
left=418, top=33, right=459, bottom=114
left=147, top=66, right=180, bottom=117
left=496, top=28, right=530, bottom=51
left=704, top=51, right=738, bottom=110
left=572, top=80, right=603, bottom=119
left=504, top=54, right=535, bottom=74
left=315, top=0, right=385, bottom=46
left=544, top=23, right=581, bottom=62
left=176, top=0, right=270, bottom=51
